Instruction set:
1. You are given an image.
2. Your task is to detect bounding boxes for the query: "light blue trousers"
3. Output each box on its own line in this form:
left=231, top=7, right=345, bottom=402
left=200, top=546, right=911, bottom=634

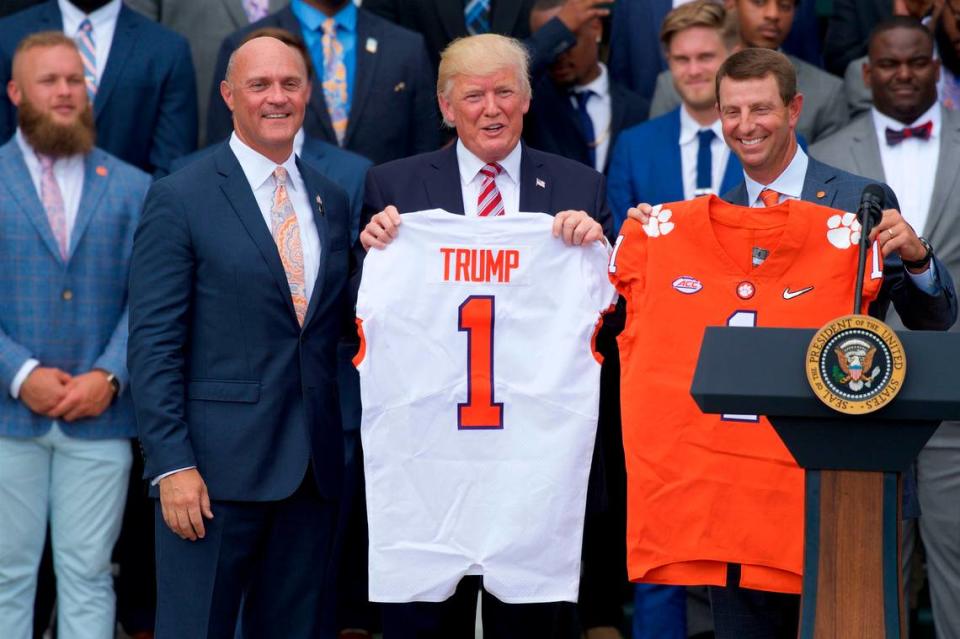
left=0, top=423, right=131, bottom=639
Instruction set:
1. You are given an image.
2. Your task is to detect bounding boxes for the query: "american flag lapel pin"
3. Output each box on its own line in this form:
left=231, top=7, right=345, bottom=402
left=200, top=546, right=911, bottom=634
left=316, top=194, right=324, bottom=215
left=536, top=178, right=546, bottom=189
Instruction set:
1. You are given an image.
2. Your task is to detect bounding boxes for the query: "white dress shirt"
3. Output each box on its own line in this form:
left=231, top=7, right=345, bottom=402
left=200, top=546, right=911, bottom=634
left=154, top=134, right=321, bottom=485
left=568, top=63, right=612, bottom=172
left=10, top=129, right=85, bottom=399
left=872, top=102, right=940, bottom=237
left=457, top=139, right=522, bottom=217
left=744, top=145, right=937, bottom=292
left=679, top=105, right=730, bottom=200
left=59, top=0, right=122, bottom=84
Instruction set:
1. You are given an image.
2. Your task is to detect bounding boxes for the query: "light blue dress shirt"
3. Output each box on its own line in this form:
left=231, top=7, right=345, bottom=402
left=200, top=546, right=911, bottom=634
left=291, top=0, right=357, bottom=118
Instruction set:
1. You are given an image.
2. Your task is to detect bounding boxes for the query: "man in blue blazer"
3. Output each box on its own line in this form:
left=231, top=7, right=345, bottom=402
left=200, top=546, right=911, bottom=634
left=128, top=35, right=353, bottom=638
left=608, top=0, right=741, bottom=234
left=207, top=0, right=440, bottom=165
left=0, top=0, right=198, bottom=177
left=0, top=33, right=150, bottom=638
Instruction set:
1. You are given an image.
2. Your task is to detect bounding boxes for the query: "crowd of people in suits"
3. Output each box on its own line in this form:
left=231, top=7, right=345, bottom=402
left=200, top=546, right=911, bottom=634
left=1, top=0, right=960, bottom=638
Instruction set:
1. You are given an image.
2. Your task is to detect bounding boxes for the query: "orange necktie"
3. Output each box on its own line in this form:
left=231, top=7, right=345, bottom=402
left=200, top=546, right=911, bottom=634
left=759, top=188, right=781, bottom=207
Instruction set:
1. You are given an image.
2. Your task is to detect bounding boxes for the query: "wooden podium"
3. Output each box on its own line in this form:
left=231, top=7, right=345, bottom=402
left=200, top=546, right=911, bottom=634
left=691, top=327, right=960, bottom=638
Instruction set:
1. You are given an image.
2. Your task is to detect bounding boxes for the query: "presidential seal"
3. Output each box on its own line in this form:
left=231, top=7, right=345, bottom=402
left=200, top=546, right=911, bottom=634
left=805, top=314, right=906, bottom=415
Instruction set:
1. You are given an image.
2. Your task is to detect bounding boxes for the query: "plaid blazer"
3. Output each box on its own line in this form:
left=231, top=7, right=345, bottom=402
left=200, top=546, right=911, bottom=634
left=0, top=138, right=150, bottom=439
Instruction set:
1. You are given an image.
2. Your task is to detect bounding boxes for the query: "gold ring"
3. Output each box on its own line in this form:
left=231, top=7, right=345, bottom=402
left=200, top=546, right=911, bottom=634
left=888, top=229, right=895, bottom=238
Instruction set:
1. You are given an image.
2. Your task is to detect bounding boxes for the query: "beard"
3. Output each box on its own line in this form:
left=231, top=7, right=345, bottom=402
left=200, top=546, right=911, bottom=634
left=18, top=96, right=95, bottom=157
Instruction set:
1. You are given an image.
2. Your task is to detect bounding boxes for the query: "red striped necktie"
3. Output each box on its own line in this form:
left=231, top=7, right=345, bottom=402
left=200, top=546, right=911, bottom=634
left=477, top=162, right=504, bottom=217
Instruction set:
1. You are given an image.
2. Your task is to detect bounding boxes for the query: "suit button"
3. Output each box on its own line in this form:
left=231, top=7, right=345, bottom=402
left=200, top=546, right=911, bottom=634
left=62, top=289, right=73, bottom=301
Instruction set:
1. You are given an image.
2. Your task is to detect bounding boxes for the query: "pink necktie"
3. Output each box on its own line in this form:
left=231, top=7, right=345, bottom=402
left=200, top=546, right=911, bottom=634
left=38, top=155, right=69, bottom=259
left=477, top=163, right=504, bottom=217
left=271, top=167, right=307, bottom=325
left=242, top=0, right=269, bottom=23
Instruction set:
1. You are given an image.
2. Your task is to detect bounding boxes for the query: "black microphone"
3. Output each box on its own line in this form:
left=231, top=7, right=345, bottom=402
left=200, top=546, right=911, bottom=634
left=853, top=184, right=885, bottom=314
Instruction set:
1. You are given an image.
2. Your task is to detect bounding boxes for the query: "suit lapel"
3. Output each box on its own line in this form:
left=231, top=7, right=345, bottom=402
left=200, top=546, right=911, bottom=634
left=438, top=0, right=468, bottom=40
left=426, top=145, right=466, bottom=213
left=926, top=109, right=960, bottom=239
left=94, top=6, right=136, bottom=119
left=0, top=141, right=64, bottom=263
left=608, top=84, right=627, bottom=157
left=68, top=150, right=110, bottom=258
left=216, top=146, right=300, bottom=322
left=491, top=0, right=523, bottom=35
left=221, top=0, right=248, bottom=27
left=800, top=158, right=840, bottom=208
left=518, top=144, right=551, bottom=214
left=719, top=150, right=743, bottom=195
left=663, top=110, right=684, bottom=201
left=849, top=115, right=886, bottom=183
left=299, top=158, right=330, bottom=330
left=344, top=12, right=379, bottom=147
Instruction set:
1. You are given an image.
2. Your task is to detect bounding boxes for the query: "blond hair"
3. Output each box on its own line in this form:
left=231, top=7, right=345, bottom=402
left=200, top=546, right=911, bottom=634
left=660, top=0, right=739, bottom=52
left=12, top=31, right=80, bottom=78
left=437, top=34, right=531, bottom=102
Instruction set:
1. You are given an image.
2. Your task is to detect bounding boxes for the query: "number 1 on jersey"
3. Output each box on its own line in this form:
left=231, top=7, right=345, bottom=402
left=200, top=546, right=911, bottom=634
left=722, top=311, right=760, bottom=423
left=458, top=295, right=504, bottom=429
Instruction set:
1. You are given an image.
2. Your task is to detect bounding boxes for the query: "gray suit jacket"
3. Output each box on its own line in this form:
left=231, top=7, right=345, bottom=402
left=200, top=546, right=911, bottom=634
left=126, top=0, right=289, bottom=146
left=810, top=107, right=960, bottom=328
left=649, top=54, right=849, bottom=143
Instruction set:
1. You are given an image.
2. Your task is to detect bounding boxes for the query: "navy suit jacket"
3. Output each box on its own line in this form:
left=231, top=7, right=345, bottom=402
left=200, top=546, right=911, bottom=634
left=606, top=108, right=743, bottom=230
left=607, top=0, right=671, bottom=101
left=207, top=7, right=440, bottom=165
left=128, top=143, right=353, bottom=501
left=362, top=142, right=614, bottom=242
left=0, top=1, right=197, bottom=177
left=170, top=137, right=372, bottom=242
left=524, top=77, right=649, bottom=175
left=362, top=0, right=576, bottom=78
left=723, top=157, right=958, bottom=330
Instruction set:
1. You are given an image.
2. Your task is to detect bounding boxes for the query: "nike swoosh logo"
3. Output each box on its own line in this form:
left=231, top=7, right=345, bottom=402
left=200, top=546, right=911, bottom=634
left=783, top=286, right=814, bottom=300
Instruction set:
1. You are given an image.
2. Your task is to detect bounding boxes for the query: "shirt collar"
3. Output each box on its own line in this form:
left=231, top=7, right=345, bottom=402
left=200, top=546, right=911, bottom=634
left=574, top=63, right=609, bottom=98
left=291, top=0, right=357, bottom=33
left=679, top=105, right=723, bottom=145
left=58, top=0, right=122, bottom=30
left=744, top=144, right=809, bottom=206
left=456, top=138, right=522, bottom=186
left=229, top=132, right=301, bottom=192
left=871, top=101, right=941, bottom=141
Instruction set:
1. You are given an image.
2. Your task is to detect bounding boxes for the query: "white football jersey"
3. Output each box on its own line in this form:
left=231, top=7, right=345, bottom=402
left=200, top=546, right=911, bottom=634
left=356, top=209, right=617, bottom=604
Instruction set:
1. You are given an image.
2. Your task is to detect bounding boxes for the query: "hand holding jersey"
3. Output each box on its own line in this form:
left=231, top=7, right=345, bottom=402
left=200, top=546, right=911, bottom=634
left=627, top=203, right=930, bottom=272
left=361, top=206, right=605, bottom=249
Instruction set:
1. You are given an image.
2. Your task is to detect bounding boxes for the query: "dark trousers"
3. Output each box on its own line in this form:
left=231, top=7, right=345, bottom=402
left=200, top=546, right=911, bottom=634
left=380, top=576, right=578, bottom=639
left=154, top=468, right=338, bottom=639
left=708, top=564, right=800, bottom=639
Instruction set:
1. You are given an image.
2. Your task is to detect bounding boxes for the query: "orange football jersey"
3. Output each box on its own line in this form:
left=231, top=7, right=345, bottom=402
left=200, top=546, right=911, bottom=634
left=609, top=195, right=883, bottom=594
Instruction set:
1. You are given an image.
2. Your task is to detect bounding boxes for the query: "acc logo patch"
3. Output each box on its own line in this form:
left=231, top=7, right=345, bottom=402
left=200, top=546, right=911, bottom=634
left=672, top=276, right=702, bottom=294
left=806, top=314, right=906, bottom=414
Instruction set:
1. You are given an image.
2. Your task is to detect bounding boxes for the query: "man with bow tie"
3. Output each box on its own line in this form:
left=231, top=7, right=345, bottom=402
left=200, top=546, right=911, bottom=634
left=811, top=15, right=960, bottom=638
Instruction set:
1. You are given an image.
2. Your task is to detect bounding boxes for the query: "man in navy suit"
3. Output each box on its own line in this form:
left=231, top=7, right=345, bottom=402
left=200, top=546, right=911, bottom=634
left=128, top=34, right=353, bottom=639
left=523, top=0, right=648, bottom=174
left=628, top=47, right=957, bottom=639
left=207, top=0, right=440, bottom=165
left=0, top=0, right=197, bottom=176
left=360, top=33, right=609, bottom=639
left=608, top=0, right=741, bottom=232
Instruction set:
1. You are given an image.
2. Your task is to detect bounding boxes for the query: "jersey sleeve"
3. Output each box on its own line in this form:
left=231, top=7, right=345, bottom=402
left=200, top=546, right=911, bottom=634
left=859, top=239, right=884, bottom=313
left=608, top=218, right=648, bottom=299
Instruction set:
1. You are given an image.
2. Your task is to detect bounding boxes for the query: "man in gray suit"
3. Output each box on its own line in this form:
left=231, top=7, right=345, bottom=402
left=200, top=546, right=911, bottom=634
left=648, top=0, right=849, bottom=143
left=811, top=17, right=960, bottom=638
left=126, top=0, right=289, bottom=146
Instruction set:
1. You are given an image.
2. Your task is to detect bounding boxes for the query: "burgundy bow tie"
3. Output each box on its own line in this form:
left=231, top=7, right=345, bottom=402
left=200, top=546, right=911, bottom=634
left=885, top=120, right=933, bottom=145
